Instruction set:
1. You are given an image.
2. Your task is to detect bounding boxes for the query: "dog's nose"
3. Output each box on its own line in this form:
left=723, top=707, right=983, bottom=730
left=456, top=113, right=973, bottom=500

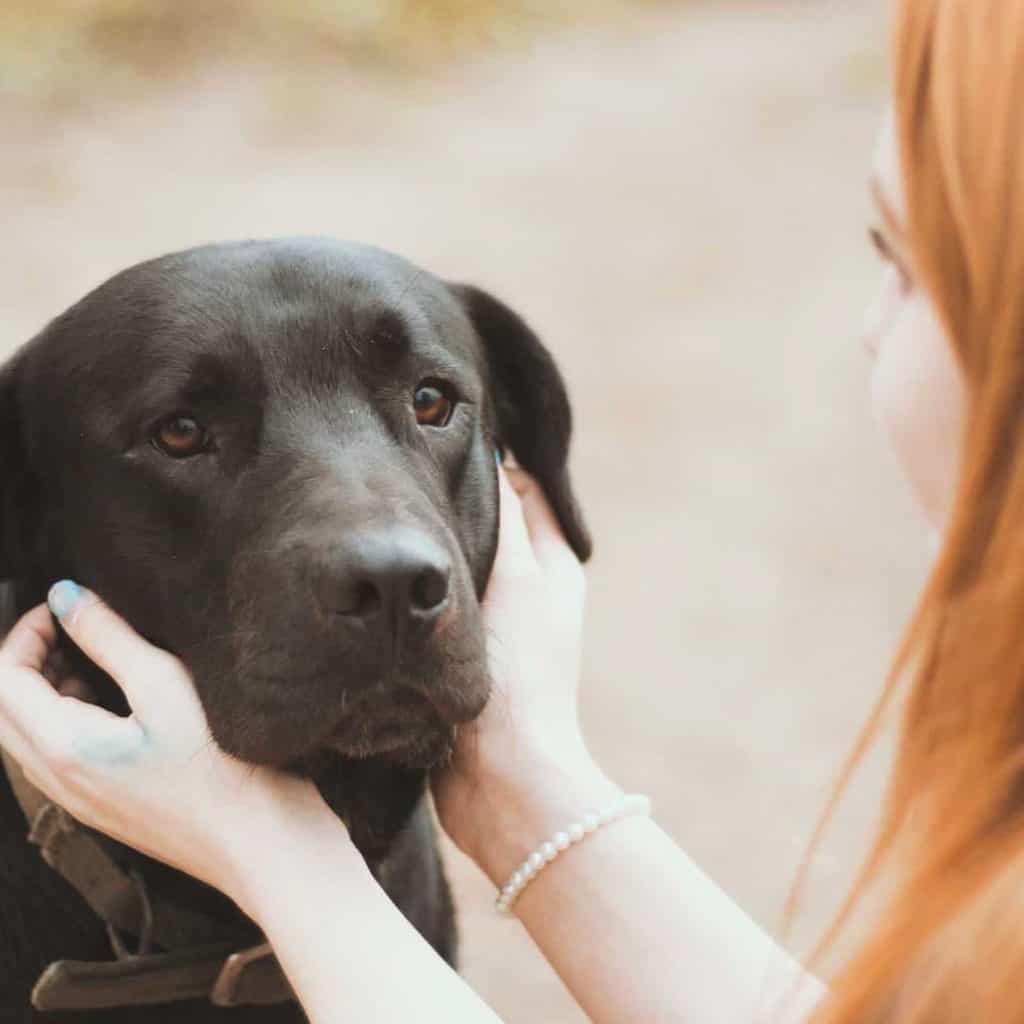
left=315, top=529, right=451, bottom=634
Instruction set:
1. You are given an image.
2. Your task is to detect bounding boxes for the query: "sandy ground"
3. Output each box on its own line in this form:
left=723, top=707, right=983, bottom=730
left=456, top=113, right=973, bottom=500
left=1, top=1, right=929, bottom=1019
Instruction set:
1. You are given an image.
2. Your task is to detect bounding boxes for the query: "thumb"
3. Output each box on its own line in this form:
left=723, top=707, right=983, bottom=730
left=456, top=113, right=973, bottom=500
left=47, top=581, right=179, bottom=720
left=504, top=465, right=578, bottom=574
left=490, top=466, right=539, bottom=576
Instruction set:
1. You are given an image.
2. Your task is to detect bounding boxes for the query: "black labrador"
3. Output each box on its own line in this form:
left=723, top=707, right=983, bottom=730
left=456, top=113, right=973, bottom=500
left=0, top=238, right=590, bottom=1023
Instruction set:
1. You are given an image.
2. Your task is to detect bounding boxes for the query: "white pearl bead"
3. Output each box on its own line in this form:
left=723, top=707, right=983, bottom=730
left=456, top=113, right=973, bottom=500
left=495, top=795, right=651, bottom=919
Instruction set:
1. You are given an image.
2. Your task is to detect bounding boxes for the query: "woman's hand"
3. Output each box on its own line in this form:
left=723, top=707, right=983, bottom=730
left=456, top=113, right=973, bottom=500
left=470, top=464, right=590, bottom=751
left=433, top=465, right=622, bottom=883
left=0, top=591, right=505, bottom=1024
left=0, top=585, right=350, bottom=914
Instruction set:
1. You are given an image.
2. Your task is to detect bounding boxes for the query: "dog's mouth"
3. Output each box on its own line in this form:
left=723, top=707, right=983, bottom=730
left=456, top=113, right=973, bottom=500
left=326, top=686, right=455, bottom=762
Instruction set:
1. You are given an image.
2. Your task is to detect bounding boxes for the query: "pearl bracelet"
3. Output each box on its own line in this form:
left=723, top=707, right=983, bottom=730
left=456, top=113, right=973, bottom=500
left=495, top=793, right=652, bottom=915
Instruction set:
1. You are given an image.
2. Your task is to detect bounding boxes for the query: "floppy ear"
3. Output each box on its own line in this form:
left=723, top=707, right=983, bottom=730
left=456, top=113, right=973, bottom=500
left=0, top=355, right=38, bottom=581
left=450, top=283, right=592, bottom=562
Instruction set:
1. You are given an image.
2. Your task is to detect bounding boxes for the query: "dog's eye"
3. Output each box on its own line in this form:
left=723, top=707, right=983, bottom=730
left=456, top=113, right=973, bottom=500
left=153, top=415, right=209, bottom=457
left=413, top=383, right=455, bottom=428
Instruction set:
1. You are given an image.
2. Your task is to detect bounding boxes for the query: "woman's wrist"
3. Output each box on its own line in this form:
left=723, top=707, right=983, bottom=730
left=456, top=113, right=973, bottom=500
left=220, top=781, right=368, bottom=920
left=458, top=738, right=625, bottom=886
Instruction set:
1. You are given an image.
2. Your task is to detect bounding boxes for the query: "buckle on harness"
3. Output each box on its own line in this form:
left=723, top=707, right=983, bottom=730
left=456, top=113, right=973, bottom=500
left=211, top=943, right=287, bottom=1007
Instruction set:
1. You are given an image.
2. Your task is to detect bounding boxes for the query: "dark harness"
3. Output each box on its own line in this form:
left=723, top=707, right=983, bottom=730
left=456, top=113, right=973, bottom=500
left=1, top=749, right=295, bottom=1013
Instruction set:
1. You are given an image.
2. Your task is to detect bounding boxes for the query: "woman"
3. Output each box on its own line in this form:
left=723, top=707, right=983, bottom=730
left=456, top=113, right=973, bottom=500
left=0, top=0, right=1012, bottom=1018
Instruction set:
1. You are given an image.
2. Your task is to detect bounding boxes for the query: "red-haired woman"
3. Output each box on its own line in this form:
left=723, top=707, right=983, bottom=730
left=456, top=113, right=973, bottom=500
left=0, top=1, right=1009, bottom=1020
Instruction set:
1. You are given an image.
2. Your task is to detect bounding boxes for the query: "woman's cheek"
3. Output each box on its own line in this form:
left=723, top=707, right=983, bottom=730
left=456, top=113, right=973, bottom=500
left=863, top=265, right=903, bottom=359
left=870, top=293, right=965, bottom=530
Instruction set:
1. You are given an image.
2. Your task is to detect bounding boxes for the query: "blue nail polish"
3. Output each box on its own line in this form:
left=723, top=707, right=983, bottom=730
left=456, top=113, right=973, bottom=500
left=494, top=447, right=504, bottom=465
left=48, top=580, right=83, bottom=620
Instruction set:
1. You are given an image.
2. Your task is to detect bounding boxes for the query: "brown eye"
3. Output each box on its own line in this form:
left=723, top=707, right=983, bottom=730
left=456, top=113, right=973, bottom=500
left=413, top=383, right=455, bottom=428
left=154, top=415, right=208, bottom=457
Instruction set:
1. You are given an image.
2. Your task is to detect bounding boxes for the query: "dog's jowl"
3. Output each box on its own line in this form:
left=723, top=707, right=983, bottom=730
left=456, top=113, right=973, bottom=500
left=0, top=239, right=590, bottom=1023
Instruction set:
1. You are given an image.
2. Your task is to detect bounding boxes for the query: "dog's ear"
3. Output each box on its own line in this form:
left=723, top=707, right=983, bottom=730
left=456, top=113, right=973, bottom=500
left=449, top=283, right=592, bottom=562
left=0, top=356, right=38, bottom=581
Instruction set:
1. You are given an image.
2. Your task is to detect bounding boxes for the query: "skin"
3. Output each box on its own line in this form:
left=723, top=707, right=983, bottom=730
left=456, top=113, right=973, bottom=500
left=0, top=112, right=965, bottom=1022
left=865, top=109, right=965, bottom=531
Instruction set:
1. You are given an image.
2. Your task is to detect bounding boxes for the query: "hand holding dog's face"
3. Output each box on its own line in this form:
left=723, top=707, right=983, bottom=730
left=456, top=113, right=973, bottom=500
left=0, top=239, right=589, bottom=775
left=0, top=594, right=347, bottom=914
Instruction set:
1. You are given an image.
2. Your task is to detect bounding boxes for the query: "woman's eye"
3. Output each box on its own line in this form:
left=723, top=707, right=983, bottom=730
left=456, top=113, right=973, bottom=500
left=153, top=415, right=209, bottom=457
left=413, top=383, right=455, bottom=428
left=868, top=227, right=912, bottom=292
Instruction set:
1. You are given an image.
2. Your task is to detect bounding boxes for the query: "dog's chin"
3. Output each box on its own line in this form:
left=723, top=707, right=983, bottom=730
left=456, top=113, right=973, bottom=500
left=285, top=720, right=454, bottom=776
left=327, top=720, right=456, bottom=768
left=209, top=674, right=471, bottom=771
left=321, top=683, right=459, bottom=767
left=221, top=716, right=455, bottom=773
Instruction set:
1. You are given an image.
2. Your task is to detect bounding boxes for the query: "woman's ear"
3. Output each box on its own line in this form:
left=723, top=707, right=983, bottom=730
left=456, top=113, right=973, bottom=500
left=448, top=283, right=592, bottom=562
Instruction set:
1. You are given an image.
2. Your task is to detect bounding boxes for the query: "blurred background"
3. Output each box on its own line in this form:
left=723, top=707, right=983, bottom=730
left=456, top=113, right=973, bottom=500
left=1, top=1, right=925, bottom=1019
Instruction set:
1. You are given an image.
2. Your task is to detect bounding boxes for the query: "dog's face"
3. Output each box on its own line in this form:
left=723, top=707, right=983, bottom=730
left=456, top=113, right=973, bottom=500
left=0, top=239, right=589, bottom=772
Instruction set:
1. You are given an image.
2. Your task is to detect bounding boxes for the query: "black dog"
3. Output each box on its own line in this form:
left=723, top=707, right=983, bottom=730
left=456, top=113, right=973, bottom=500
left=0, top=239, right=590, bottom=1023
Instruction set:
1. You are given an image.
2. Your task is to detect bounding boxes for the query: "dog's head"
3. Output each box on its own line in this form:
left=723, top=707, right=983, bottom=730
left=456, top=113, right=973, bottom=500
left=0, top=239, right=589, bottom=772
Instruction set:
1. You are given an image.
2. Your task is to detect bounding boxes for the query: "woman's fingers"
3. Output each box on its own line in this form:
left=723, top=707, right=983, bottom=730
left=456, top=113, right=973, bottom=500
left=492, top=465, right=536, bottom=573
left=47, top=581, right=176, bottom=720
left=505, top=467, right=560, bottom=547
left=503, top=466, right=584, bottom=586
left=0, top=603, right=122, bottom=770
left=0, top=607, right=68, bottom=750
left=0, top=605, right=58, bottom=673
left=0, top=670, right=55, bottom=760
left=0, top=659, right=123, bottom=768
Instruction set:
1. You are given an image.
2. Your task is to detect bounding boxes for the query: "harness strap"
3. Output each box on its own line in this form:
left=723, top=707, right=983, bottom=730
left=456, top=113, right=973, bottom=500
left=31, top=941, right=288, bottom=1011
left=1, top=749, right=295, bottom=1011
left=3, top=747, right=234, bottom=950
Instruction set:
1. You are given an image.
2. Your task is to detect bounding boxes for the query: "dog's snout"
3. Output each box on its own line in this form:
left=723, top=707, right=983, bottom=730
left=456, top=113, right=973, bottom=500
left=315, top=529, right=451, bottom=634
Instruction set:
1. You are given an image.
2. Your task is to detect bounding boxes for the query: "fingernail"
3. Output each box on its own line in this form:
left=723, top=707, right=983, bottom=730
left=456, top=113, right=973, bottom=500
left=495, top=447, right=504, bottom=465
left=48, top=580, right=83, bottom=621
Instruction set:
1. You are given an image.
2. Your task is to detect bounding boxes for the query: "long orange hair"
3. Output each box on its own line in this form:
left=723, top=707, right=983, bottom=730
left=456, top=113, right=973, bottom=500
left=806, top=1, right=1024, bottom=1020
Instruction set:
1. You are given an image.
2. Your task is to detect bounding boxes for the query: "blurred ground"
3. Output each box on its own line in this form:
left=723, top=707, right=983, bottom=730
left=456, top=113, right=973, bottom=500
left=0, top=0, right=926, bottom=1019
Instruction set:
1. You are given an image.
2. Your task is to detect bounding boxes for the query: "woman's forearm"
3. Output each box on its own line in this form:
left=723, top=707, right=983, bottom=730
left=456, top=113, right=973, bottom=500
left=229, top=810, right=502, bottom=1024
left=469, top=755, right=826, bottom=1024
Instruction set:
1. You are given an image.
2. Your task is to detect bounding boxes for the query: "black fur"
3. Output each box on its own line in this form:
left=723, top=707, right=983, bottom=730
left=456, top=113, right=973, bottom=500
left=0, top=239, right=588, bottom=1023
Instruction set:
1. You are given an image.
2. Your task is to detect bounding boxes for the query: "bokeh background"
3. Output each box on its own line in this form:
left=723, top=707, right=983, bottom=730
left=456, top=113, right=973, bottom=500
left=1, top=1, right=927, bottom=1019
